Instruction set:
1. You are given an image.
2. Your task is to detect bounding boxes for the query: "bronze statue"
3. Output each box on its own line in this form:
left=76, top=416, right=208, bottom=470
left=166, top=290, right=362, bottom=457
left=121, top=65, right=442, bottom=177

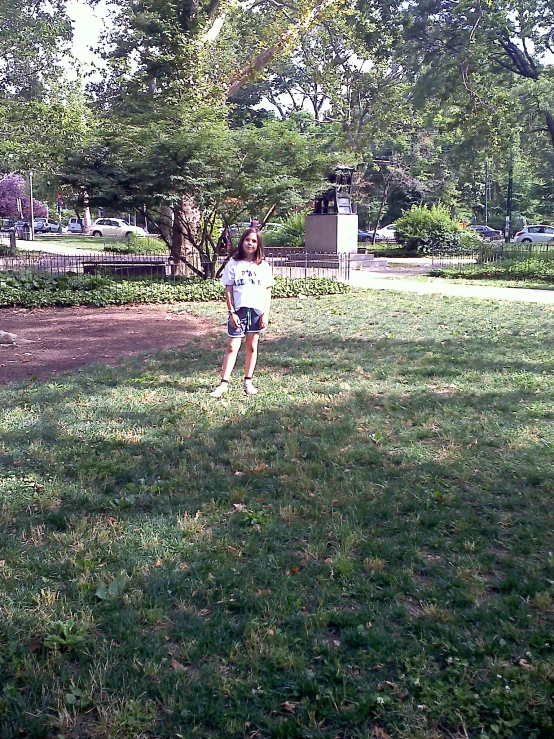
left=314, top=166, right=356, bottom=215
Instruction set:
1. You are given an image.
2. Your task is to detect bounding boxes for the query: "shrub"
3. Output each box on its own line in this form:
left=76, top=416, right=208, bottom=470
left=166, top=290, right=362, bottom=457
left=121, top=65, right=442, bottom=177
left=104, top=234, right=168, bottom=255
left=0, top=273, right=348, bottom=308
left=395, top=205, right=461, bottom=254
left=460, top=229, right=485, bottom=252
left=263, top=213, right=306, bottom=248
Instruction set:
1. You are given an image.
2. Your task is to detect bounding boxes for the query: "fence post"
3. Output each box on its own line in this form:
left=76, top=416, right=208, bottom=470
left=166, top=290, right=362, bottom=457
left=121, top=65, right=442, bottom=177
left=9, top=230, right=16, bottom=256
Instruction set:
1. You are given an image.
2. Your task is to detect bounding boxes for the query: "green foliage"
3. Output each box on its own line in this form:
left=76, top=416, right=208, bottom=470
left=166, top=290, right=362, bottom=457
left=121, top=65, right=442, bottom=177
left=43, top=619, right=87, bottom=652
left=460, top=229, right=485, bottom=252
left=263, top=213, right=306, bottom=247
left=104, top=235, right=168, bottom=255
left=0, top=272, right=348, bottom=308
left=395, top=204, right=461, bottom=254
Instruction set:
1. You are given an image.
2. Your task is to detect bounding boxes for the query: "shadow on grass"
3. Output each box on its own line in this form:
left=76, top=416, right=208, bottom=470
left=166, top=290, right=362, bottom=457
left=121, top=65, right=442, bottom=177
left=1, top=328, right=554, bottom=738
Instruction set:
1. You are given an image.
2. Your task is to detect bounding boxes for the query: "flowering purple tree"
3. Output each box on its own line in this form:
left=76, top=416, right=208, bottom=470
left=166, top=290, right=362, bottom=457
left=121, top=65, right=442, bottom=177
left=0, top=175, right=48, bottom=219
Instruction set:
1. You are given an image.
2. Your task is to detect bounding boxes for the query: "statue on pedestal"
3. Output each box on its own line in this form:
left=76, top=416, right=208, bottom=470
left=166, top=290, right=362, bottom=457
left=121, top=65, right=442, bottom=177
left=313, top=165, right=356, bottom=215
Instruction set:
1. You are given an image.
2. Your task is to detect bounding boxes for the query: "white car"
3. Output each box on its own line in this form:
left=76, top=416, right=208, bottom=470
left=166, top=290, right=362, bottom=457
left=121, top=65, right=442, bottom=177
left=375, top=224, right=396, bottom=240
left=90, top=218, right=146, bottom=238
left=513, top=225, right=554, bottom=243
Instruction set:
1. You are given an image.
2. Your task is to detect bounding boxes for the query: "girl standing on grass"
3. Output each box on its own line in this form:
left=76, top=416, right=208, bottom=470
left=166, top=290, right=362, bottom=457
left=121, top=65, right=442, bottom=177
left=210, top=228, right=274, bottom=397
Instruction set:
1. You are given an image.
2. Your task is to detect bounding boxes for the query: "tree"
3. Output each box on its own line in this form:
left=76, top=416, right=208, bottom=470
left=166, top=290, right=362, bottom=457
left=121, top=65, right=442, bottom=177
left=60, top=113, right=333, bottom=277
left=401, top=0, right=554, bottom=149
left=0, top=175, right=47, bottom=219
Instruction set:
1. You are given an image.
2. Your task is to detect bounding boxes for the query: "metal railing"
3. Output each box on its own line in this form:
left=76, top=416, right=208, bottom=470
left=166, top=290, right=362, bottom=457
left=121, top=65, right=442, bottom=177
left=430, top=240, right=554, bottom=274
left=0, top=248, right=352, bottom=283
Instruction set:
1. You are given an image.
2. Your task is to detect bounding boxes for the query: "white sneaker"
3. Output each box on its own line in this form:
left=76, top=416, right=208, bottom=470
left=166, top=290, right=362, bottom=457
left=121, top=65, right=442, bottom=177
left=243, top=380, right=258, bottom=396
left=209, top=382, right=228, bottom=398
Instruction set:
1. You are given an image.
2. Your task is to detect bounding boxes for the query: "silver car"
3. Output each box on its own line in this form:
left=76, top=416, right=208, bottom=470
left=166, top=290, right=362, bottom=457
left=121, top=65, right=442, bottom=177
left=513, top=225, right=554, bottom=243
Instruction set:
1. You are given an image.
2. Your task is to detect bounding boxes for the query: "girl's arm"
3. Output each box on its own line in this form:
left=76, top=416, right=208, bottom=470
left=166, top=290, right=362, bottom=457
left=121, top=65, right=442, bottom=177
left=259, top=288, right=272, bottom=329
left=225, top=285, right=240, bottom=328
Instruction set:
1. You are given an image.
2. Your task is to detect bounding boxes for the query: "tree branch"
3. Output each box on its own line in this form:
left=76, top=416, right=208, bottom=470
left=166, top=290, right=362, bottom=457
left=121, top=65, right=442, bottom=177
left=227, top=0, right=339, bottom=98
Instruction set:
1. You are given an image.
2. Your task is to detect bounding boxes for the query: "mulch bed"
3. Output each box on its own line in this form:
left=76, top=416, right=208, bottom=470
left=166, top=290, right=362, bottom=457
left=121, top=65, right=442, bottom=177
left=0, top=305, right=218, bottom=384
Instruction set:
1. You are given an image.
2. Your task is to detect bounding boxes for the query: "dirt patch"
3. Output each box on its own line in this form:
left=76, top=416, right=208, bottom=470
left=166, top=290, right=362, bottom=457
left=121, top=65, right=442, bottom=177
left=0, top=305, right=218, bottom=384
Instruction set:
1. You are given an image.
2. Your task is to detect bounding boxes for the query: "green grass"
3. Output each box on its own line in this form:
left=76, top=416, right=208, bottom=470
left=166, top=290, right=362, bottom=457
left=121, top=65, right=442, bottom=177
left=1, top=291, right=554, bottom=738
left=419, top=275, right=554, bottom=290
left=34, top=235, right=166, bottom=254
left=34, top=236, right=102, bottom=250
left=430, top=253, right=554, bottom=285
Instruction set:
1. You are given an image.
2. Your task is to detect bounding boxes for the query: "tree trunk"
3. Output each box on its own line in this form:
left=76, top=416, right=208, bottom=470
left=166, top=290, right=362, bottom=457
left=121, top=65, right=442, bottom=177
left=171, top=195, right=202, bottom=276
left=159, top=206, right=172, bottom=242
left=545, top=111, right=554, bottom=150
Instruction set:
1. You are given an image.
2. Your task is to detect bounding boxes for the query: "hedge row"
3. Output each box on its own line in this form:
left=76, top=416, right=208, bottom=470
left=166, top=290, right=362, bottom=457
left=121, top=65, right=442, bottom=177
left=0, top=273, right=349, bottom=308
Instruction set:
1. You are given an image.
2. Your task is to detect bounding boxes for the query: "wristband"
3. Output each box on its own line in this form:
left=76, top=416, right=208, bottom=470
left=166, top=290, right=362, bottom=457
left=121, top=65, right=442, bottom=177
left=228, top=309, right=236, bottom=315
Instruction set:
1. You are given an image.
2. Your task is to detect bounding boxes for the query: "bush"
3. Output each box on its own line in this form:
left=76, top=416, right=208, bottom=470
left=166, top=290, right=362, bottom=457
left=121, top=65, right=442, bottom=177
left=104, top=234, right=168, bottom=255
left=460, top=229, right=485, bottom=252
left=263, top=213, right=306, bottom=248
left=0, top=272, right=348, bottom=309
left=395, top=205, right=461, bottom=254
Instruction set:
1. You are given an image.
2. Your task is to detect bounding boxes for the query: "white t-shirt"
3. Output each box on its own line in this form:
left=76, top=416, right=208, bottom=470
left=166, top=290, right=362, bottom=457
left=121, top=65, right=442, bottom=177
left=221, top=259, right=275, bottom=311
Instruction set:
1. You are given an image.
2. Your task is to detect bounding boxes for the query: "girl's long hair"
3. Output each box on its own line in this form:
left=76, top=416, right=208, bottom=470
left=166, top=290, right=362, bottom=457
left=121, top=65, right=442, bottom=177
left=233, top=228, right=265, bottom=264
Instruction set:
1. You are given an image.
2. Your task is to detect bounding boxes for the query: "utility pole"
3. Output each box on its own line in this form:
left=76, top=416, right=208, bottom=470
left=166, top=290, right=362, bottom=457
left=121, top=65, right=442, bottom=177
left=484, top=161, right=489, bottom=225
left=29, top=169, right=35, bottom=241
left=504, top=164, right=513, bottom=244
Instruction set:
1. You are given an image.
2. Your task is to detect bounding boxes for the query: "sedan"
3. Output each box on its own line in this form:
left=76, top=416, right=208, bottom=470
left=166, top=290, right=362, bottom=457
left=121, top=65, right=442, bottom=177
left=467, top=224, right=502, bottom=239
left=358, top=229, right=382, bottom=242
left=375, top=224, right=396, bottom=240
left=90, top=218, right=146, bottom=238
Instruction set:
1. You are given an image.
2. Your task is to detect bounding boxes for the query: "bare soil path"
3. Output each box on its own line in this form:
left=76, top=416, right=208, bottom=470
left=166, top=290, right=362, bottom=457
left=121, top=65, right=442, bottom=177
left=0, top=305, right=217, bottom=384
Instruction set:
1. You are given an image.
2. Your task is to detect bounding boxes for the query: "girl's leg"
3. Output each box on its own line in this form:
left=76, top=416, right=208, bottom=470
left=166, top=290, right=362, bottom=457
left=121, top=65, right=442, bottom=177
left=222, top=337, right=242, bottom=381
left=243, top=332, right=260, bottom=394
left=210, top=337, right=241, bottom=397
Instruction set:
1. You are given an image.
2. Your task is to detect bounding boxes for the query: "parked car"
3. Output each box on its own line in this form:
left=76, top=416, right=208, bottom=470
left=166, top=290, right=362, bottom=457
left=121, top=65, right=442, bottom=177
left=68, top=217, right=83, bottom=233
left=90, top=218, right=146, bottom=238
left=358, top=229, right=383, bottom=243
left=374, top=224, right=396, bottom=240
left=33, top=218, right=50, bottom=233
left=0, top=219, right=15, bottom=232
left=513, top=225, right=554, bottom=244
left=46, top=222, right=67, bottom=233
left=467, top=224, right=502, bottom=239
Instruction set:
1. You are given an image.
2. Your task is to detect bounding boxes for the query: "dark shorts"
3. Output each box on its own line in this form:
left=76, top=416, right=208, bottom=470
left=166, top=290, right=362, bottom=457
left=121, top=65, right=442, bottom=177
left=228, top=307, right=264, bottom=337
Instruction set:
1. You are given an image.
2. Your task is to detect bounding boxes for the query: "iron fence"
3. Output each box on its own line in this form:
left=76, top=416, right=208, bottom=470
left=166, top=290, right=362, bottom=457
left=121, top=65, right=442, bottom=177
left=0, top=248, right=352, bottom=283
left=429, top=239, right=554, bottom=274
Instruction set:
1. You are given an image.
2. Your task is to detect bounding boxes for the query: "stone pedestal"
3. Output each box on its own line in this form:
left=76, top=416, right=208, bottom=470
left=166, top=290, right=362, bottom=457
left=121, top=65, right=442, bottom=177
left=305, top=214, right=358, bottom=253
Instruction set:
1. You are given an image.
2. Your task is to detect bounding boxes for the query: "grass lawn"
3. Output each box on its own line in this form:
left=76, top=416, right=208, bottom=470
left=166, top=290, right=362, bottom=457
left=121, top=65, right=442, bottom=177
left=34, top=235, right=166, bottom=254
left=33, top=236, right=102, bottom=250
left=1, top=290, right=553, bottom=738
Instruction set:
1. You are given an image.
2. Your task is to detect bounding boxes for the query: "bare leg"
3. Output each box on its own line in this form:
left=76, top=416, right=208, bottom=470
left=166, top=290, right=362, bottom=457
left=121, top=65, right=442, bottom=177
left=222, top=337, right=242, bottom=381
left=210, top=337, right=242, bottom=397
left=244, top=332, right=259, bottom=379
left=243, top=333, right=260, bottom=395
